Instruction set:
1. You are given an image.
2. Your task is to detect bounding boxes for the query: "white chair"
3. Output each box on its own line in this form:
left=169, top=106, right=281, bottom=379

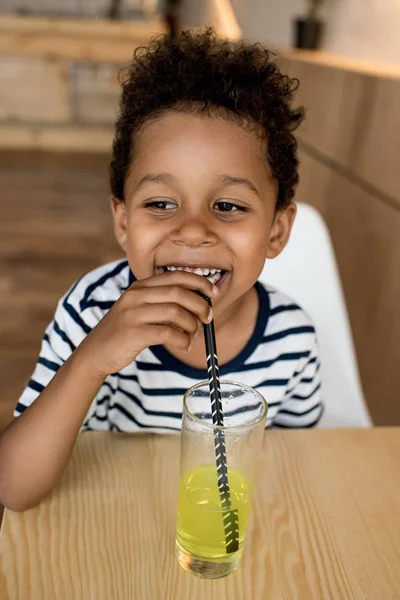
left=259, top=203, right=372, bottom=428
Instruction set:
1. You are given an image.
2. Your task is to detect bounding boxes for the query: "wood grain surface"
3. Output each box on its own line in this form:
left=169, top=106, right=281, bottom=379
left=1, top=429, right=400, bottom=599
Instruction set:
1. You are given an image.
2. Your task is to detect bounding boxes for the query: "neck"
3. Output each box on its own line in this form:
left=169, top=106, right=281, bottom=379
left=212, top=285, right=255, bottom=332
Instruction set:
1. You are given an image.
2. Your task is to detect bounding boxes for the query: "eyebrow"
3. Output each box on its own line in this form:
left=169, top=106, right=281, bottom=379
left=133, top=173, right=175, bottom=193
left=216, top=174, right=259, bottom=197
left=132, top=172, right=260, bottom=197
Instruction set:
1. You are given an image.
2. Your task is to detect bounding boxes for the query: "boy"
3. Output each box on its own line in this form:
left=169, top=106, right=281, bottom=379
left=0, top=29, right=322, bottom=511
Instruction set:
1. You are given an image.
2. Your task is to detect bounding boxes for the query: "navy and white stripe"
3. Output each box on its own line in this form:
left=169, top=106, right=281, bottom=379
left=15, top=259, right=323, bottom=432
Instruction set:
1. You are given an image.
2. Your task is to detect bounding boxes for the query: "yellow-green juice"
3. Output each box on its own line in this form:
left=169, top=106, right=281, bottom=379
left=176, top=464, right=253, bottom=572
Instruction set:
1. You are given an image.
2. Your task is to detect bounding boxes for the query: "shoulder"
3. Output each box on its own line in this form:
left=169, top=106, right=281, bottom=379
left=69, top=258, right=131, bottom=308
left=57, top=258, right=131, bottom=328
left=257, top=281, right=316, bottom=345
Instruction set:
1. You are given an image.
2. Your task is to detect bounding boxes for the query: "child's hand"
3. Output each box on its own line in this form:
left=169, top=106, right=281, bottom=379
left=81, top=270, right=218, bottom=378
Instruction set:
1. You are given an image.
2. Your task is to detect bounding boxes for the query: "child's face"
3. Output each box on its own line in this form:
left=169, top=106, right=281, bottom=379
left=111, top=111, right=295, bottom=315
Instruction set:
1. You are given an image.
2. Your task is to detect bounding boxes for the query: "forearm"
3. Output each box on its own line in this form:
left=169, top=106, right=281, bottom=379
left=0, top=341, right=105, bottom=511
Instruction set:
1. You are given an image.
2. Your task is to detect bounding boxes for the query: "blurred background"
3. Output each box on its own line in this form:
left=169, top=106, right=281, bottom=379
left=0, top=0, right=399, bottom=431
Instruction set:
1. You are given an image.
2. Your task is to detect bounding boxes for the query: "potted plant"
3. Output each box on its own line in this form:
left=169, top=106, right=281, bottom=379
left=293, top=0, right=326, bottom=50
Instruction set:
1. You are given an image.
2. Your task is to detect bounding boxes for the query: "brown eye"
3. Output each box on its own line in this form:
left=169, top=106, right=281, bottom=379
left=144, top=200, right=177, bottom=210
left=214, top=201, right=245, bottom=213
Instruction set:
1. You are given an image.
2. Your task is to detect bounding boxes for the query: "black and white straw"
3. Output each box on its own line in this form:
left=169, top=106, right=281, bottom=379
left=200, top=294, right=239, bottom=554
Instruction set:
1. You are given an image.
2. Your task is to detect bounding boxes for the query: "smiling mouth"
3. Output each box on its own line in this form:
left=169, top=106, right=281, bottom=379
left=157, top=265, right=229, bottom=285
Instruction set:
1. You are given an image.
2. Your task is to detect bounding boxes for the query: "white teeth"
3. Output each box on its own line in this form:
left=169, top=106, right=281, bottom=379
left=209, top=272, right=223, bottom=284
left=209, top=273, right=218, bottom=284
left=164, top=265, right=223, bottom=283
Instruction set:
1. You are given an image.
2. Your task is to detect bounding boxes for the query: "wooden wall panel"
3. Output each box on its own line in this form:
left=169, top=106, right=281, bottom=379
left=0, top=125, right=113, bottom=152
left=351, top=77, right=400, bottom=204
left=0, top=56, right=69, bottom=123
left=281, top=59, right=363, bottom=170
left=280, top=51, right=400, bottom=425
left=281, top=57, right=400, bottom=206
left=74, top=63, right=120, bottom=125
left=0, top=15, right=164, bottom=64
left=296, top=150, right=400, bottom=425
left=0, top=15, right=164, bottom=147
left=0, top=151, right=118, bottom=432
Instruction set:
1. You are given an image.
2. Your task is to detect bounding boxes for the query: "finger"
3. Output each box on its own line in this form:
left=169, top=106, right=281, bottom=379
left=126, top=286, right=213, bottom=324
left=133, top=270, right=219, bottom=298
left=134, top=303, right=199, bottom=335
left=137, top=323, right=191, bottom=351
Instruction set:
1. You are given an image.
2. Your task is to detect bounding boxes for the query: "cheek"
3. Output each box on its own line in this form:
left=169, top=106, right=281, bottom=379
left=124, top=216, right=154, bottom=270
left=232, top=221, right=270, bottom=269
left=125, top=214, right=169, bottom=275
left=127, top=214, right=159, bottom=251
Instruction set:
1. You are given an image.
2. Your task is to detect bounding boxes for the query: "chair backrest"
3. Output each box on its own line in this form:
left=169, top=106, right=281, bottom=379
left=259, top=203, right=372, bottom=427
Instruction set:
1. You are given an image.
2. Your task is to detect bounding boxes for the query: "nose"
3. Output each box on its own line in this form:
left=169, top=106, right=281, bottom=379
left=170, top=213, right=218, bottom=248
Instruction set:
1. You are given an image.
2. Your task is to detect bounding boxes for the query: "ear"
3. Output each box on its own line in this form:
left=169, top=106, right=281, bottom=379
left=266, top=202, right=297, bottom=259
left=110, top=196, right=128, bottom=253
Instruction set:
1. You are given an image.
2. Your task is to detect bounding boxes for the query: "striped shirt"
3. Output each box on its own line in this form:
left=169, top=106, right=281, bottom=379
left=15, top=259, right=323, bottom=431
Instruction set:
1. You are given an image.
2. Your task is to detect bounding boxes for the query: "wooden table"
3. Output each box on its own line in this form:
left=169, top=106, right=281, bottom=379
left=1, top=429, right=400, bottom=599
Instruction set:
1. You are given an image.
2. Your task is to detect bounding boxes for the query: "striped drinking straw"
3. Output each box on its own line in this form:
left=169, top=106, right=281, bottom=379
left=200, top=294, right=239, bottom=554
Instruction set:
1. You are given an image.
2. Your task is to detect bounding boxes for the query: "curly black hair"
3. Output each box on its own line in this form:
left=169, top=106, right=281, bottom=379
left=110, top=28, right=303, bottom=210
